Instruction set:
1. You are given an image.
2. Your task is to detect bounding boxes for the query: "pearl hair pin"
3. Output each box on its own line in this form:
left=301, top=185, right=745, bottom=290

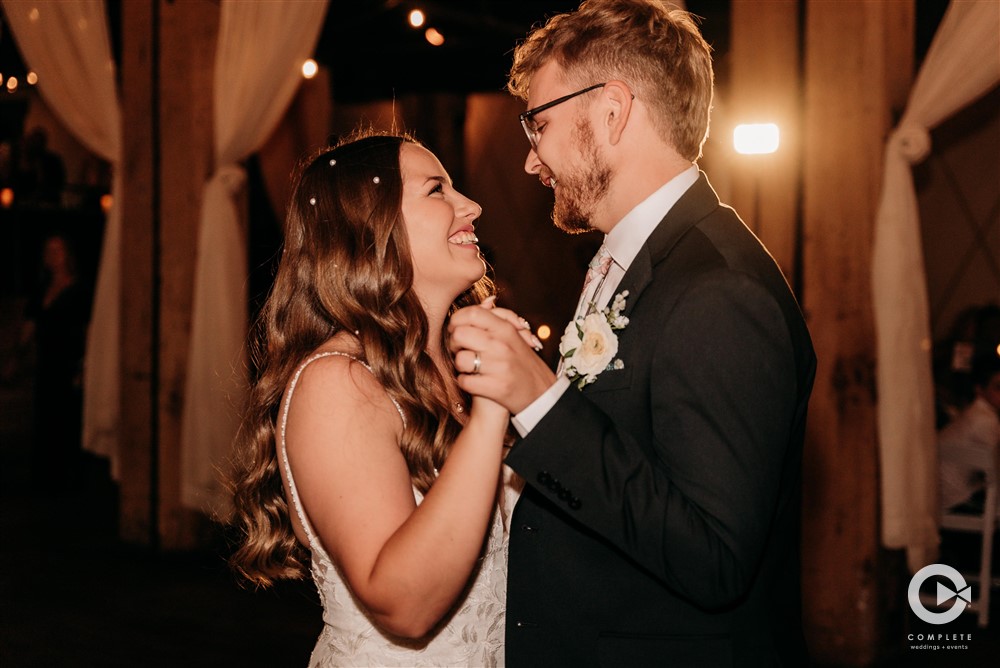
left=308, top=197, right=316, bottom=206
left=373, top=176, right=381, bottom=184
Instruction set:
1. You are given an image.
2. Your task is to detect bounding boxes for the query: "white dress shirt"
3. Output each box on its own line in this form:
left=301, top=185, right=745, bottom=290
left=939, top=396, right=1000, bottom=509
left=512, top=165, right=699, bottom=436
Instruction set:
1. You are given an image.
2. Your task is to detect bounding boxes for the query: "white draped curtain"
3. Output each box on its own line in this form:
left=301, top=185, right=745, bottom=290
left=180, top=0, right=328, bottom=514
left=1, top=0, right=123, bottom=473
left=873, top=0, right=1000, bottom=572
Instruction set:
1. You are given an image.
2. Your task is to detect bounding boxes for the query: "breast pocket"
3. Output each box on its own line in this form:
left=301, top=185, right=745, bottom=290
left=585, top=366, right=633, bottom=393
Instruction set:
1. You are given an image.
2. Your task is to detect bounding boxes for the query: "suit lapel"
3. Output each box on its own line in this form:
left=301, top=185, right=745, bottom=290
left=614, top=171, right=721, bottom=317
left=578, top=173, right=722, bottom=397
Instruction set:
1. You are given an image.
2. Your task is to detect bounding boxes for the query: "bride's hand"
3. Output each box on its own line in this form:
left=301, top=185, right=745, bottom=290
left=478, top=297, right=542, bottom=351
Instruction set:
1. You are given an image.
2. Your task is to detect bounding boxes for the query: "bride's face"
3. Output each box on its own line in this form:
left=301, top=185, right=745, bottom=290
left=399, top=143, right=485, bottom=304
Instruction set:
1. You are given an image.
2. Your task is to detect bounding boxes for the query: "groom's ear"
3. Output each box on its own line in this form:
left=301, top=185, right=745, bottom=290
left=603, top=81, right=633, bottom=146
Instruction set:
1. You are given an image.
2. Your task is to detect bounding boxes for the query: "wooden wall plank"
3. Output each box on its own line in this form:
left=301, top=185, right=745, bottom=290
left=728, top=0, right=801, bottom=283
left=800, top=1, right=914, bottom=664
left=118, top=0, right=156, bottom=546
left=157, top=0, right=219, bottom=549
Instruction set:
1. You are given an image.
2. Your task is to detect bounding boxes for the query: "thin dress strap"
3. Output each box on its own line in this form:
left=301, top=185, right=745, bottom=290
left=280, top=351, right=406, bottom=556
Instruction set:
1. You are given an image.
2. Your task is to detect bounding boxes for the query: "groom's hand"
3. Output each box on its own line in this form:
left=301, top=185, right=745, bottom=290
left=448, top=305, right=556, bottom=414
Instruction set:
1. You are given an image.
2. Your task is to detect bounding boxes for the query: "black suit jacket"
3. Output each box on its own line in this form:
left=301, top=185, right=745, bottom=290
left=505, top=173, right=816, bottom=667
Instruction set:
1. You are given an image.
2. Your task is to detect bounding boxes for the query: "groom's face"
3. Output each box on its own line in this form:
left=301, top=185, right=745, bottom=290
left=549, top=118, right=611, bottom=234
left=523, top=62, right=611, bottom=235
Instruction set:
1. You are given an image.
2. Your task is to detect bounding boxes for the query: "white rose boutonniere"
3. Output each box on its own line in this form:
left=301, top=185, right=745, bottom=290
left=559, top=291, right=630, bottom=389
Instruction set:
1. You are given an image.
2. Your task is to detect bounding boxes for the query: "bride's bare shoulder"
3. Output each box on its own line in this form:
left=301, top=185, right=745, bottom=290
left=286, top=340, right=400, bottom=432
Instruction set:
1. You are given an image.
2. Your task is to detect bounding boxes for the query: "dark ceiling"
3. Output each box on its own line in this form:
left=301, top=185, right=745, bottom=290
left=317, top=0, right=731, bottom=102
left=0, top=0, right=950, bottom=107
left=314, top=0, right=952, bottom=103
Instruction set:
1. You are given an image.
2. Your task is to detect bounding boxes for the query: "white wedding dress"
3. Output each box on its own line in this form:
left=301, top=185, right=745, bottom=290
left=280, top=352, right=509, bottom=667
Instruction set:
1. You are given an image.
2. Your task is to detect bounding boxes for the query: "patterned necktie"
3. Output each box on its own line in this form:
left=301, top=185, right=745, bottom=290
left=560, top=244, right=615, bottom=375
left=576, top=243, right=614, bottom=319
left=583, top=244, right=613, bottom=292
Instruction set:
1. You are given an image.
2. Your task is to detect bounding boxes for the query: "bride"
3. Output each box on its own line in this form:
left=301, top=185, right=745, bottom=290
left=230, top=131, right=529, bottom=666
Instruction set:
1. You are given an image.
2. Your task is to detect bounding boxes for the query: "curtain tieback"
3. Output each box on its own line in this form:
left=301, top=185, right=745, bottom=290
left=892, top=122, right=931, bottom=165
left=212, top=163, right=247, bottom=196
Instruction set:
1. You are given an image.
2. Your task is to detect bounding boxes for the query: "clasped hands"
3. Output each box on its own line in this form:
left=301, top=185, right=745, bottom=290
left=448, top=297, right=556, bottom=414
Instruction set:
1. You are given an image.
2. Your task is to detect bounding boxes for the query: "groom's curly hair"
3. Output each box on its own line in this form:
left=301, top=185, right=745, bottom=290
left=227, top=130, right=494, bottom=587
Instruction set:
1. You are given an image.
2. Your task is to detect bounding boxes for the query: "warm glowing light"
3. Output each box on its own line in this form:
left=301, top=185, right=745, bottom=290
left=408, top=9, right=426, bottom=28
left=734, top=123, right=779, bottom=155
left=100, top=193, right=113, bottom=214
left=996, top=342, right=1000, bottom=358
left=0, top=188, right=13, bottom=208
left=536, top=324, right=552, bottom=341
left=424, top=27, right=445, bottom=46
left=26, top=71, right=38, bottom=85
left=6, top=77, right=18, bottom=93
left=0, top=73, right=4, bottom=86
left=301, top=59, right=318, bottom=79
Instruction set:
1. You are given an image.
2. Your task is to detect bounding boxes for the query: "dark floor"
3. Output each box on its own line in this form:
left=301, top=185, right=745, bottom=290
left=0, top=479, right=322, bottom=667
left=1, top=293, right=997, bottom=667
left=882, top=533, right=1000, bottom=668
left=0, top=296, right=321, bottom=667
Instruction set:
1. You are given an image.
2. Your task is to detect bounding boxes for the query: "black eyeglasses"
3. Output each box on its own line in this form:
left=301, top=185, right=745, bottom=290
left=518, top=83, right=606, bottom=149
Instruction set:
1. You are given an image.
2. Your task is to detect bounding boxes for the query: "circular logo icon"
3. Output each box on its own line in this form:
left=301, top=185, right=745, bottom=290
left=907, top=564, right=971, bottom=625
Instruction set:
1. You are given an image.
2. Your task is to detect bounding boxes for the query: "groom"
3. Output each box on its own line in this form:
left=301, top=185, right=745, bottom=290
left=450, top=0, right=815, bottom=666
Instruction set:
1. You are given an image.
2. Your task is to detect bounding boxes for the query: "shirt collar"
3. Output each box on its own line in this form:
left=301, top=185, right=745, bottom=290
left=603, top=165, right=699, bottom=271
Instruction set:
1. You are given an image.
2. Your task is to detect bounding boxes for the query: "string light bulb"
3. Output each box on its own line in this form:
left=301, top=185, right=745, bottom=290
left=408, top=9, right=426, bottom=28
left=301, top=59, right=318, bottom=79
left=424, top=27, right=445, bottom=46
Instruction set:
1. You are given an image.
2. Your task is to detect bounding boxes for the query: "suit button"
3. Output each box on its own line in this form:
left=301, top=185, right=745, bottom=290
left=537, top=471, right=552, bottom=485
left=558, top=488, right=571, bottom=501
left=569, top=497, right=582, bottom=510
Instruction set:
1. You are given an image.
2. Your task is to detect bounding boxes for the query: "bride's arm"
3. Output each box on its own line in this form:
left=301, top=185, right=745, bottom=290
left=285, top=356, right=508, bottom=638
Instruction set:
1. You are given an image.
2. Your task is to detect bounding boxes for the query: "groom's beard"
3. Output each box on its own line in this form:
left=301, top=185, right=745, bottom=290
left=551, top=119, right=611, bottom=235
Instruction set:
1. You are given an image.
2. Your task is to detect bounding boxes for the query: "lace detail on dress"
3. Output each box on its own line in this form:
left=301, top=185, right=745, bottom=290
left=280, top=352, right=507, bottom=667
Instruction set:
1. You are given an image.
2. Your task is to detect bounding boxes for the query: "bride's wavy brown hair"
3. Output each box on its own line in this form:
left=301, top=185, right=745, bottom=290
left=229, top=130, right=494, bottom=587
